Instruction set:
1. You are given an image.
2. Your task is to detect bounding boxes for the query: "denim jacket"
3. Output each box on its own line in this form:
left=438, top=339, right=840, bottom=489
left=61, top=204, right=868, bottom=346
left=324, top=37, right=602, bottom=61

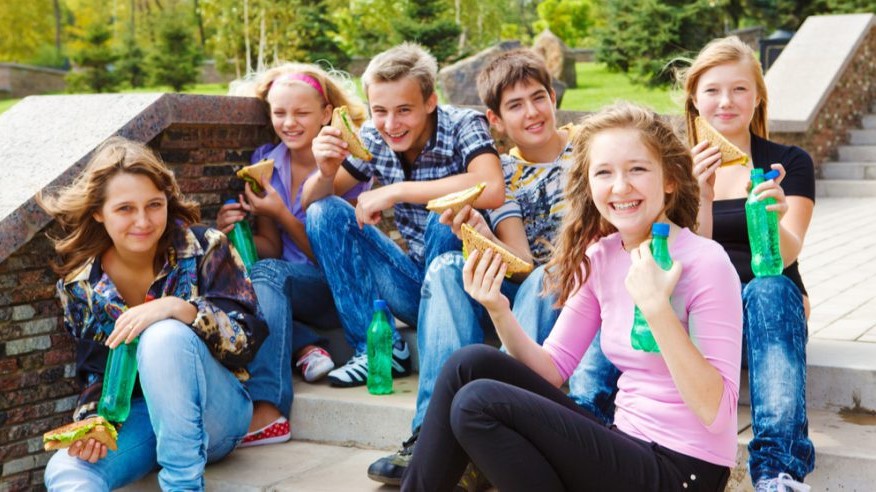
left=58, top=225, right=266, bottom=420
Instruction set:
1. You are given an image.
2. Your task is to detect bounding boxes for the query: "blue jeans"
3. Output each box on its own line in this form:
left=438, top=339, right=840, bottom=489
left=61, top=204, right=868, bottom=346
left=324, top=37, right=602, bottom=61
left=305, top=196, right=459, bottom=354
left=567, top=332, right=622, bottom=425
left=44, top=320, right=252, bottom=491
left=744, top=275, right=814, bottom=483
left=413, top=254, right=560, bottom=431
left=247, top=258, right=335, bottom=416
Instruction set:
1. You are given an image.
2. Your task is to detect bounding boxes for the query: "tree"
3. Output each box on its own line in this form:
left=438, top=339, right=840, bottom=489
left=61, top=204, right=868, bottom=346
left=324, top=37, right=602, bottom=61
left=0, top=0, right=56, bottom=62
left=116, top=33, right=147, bottom=88
left=66, top=22, right=121, bottom=93
left=395, top=0, right=461, bottom=62
left=533, top=0, right=593, bottom=47
left=146, top=14, right=203, bottom=91
left=593, top=0, right=725, bottom=86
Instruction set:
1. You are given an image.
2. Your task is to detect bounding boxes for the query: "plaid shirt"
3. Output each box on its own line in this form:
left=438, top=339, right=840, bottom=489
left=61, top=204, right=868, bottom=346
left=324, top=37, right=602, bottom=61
left=342, top=105, right=497, bottom=264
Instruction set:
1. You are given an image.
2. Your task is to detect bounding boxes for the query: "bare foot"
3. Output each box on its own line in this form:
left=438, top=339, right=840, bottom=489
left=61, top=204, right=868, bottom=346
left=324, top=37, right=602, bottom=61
left=248, top=401, right=282, bottom=433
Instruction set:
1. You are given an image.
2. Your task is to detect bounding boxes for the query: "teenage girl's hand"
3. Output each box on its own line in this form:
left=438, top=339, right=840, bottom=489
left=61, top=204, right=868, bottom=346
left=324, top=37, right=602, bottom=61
left=216, top=201, right=246, bottom=234
left=106, top=297, right=192, bottom=348
left=462, top=248, right=510, bottom=315
left=750, top=163, right=789, bottom=219
left=439, top=205, right=492, bottom=240
left=691, top=140, right=722, bottom=202
left=625, top=240, right=683, bottom=315
left=67, top=438, right=108, bottom=463
left=354, top=185, right=397, bottom=228
left=312, top=126, right=349, bottom=180
left=243, top=179, right=286, bottom=221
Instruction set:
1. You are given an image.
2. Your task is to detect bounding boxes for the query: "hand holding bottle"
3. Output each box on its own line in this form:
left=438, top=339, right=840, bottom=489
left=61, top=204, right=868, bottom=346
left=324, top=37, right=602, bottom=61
left=750, top=164, right=788, bottom=219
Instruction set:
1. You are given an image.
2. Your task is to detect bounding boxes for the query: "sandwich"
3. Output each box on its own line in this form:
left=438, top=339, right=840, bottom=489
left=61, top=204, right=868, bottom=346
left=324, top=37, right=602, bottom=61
left=331, top=106, right=372, bottom=161
left=43, top=416, right=119, bottom=451
left=236, top=158, right=275, bottom=195
left=461, top=223, right=534, bottom=275
left=426, top=182, right=487, bottom=215
left=694, top=116, right=749, bottom=167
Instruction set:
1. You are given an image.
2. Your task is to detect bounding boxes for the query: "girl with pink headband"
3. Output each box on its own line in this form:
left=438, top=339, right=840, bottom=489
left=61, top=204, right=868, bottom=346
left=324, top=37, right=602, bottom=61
left=217, top=62, right=368, bottom=447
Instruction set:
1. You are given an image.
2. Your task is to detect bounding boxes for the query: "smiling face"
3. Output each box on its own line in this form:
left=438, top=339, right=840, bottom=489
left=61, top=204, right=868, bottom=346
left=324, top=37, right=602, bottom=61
left=587, top=128, right=673, bottom=250
left=367, top=76, right=438, bottom=160
left=94, top=172, right=168, bottom=261
left=488, top=78, right=557, bottom=156
left=692, top=61, right=760, bottom=143
left=266, top=81, right=332, bottom=152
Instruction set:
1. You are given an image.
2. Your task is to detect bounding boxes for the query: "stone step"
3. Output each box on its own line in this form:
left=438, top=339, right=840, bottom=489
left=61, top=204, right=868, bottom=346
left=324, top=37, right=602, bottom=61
left=819, top=161, right=876, bottom=180
left=815, top=179, right=876, bottom=197
left=849, top=129, right=876, bottom=145
left=838, top=145, right=876, bottom=162
left=863, top=114, right=876, bottom=130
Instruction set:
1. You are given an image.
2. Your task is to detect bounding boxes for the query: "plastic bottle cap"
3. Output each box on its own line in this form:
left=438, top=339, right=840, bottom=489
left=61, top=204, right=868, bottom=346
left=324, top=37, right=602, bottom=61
left=224, top=198, right=238, bottom=205
left=764, top=170, right=780, bottom=180
left=374, top=299, right=388, bottom=311
left=651, top=222, right=670, bottom=237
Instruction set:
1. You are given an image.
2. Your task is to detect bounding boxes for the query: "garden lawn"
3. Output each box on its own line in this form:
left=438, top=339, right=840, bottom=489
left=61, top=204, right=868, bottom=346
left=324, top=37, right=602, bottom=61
left=562, top=62, right=682, bottom=115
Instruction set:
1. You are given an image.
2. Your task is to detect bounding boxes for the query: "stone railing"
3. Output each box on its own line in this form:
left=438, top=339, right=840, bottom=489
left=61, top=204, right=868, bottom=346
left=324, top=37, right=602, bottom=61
left=0, top=93, right=272, bottom=489
left=0, top=63, right=68, bottom=99
left=766, top=14, right=876, bottom=168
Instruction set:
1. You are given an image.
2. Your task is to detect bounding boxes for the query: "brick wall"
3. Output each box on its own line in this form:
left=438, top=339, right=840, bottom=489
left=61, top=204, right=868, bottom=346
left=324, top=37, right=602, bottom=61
left=0, top=121, right=272, bottom=490
left=771, top=25, right=876, bottom=168
left=0, top=64, right=67, bottom=99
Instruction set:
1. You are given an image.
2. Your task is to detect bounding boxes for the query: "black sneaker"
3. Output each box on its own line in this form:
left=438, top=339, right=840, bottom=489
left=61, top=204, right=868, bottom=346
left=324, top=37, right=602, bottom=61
left=367, top=431, right=418, bottom=485
left=328, top=340, right=412, bottom=387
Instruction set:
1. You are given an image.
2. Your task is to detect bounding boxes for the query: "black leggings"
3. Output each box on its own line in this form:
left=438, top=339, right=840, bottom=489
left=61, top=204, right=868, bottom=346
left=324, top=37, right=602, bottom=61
left=402, top=345, right=729, bottom=492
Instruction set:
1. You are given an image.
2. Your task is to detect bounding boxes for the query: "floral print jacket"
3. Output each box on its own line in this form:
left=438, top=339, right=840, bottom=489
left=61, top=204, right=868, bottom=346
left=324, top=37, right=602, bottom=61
left=58, top=225, right=266, bottom=420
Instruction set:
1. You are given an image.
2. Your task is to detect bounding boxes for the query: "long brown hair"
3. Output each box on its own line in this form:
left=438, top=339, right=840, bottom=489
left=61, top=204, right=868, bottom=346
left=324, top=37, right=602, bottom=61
left=679, top=35, right=768, bottom=145
left=37, top=137, right=200, bottom=276
left=544, top=103, right=699, bottom=306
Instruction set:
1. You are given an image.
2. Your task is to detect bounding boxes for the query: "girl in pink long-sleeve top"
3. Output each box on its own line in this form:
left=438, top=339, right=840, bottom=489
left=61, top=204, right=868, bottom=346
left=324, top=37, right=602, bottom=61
left=403, top=102, right=743, bottom=492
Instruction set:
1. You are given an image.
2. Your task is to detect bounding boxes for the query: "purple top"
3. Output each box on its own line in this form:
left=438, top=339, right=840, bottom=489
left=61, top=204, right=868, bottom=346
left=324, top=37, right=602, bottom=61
left=253, top=143, right=369, bottom=265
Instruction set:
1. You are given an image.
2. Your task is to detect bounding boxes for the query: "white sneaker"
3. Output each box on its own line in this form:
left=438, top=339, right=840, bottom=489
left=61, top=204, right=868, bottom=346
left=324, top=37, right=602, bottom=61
left=295, top=346, right=335, bottom=383
left=755, top=473, right=810, bottom=492
left=327, top=353, right=369, bottom=387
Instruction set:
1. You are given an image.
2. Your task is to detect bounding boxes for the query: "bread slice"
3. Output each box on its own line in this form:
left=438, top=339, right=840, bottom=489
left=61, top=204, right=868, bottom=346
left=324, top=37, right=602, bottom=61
left=236, top=158, right=275, bottom=194
left=43, top=416, right=119, bottom=451
left=694, top=116, right=749, bottom=167
left=331, top=106, right=372, bottom=161
left=426, top=182, right=487, bottom=215
left=461, top=223, right=533, bottom=275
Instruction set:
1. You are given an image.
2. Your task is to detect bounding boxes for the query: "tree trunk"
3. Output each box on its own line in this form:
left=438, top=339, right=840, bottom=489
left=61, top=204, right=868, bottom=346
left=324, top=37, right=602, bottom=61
left=244, top=0, right=252, bottom=74
left=53, top=0, right=62, bottom=56
left=257, top=8, right=266, bottom=72
left=193, top=0, right=206, bottom=47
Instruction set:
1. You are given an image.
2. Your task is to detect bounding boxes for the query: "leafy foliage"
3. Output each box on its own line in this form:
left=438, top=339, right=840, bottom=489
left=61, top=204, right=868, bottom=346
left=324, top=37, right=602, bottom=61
left=146, top=14, right=203, bottom=92
left=395, top=0, right=461, bottom=62
left=533, top=0, right=593, bottom=48
left=66, top=22, right=120, bottom=93
left=593, top=0, right=725, bottom=86
left=116, top=34, right=147, bottom=88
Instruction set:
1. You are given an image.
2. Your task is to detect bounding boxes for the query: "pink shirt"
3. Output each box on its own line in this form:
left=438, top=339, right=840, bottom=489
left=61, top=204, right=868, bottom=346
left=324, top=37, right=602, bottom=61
left=544, top=228, right=743, bottom=467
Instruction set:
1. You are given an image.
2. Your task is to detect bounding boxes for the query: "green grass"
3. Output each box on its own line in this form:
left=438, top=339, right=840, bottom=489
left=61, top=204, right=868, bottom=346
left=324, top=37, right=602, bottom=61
left=561, top=62, right=682, bottom=115
left=0, top=98, right=20, bottom=115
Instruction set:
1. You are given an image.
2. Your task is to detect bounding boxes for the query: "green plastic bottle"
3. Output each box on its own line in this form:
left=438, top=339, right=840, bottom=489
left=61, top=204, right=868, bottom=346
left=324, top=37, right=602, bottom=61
left=746, top=169, right=783, bottom=277
left=367, top=299, right=393, bottom=395
left=630, top=222, right=672, bottom=353
left=224, top=199, right=259, bottom=271
left=98, top=338, right=139, bottom=423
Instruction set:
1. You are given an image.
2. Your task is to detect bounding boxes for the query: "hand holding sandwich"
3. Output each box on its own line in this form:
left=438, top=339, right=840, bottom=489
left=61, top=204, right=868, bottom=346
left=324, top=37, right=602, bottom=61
left=67, top=437, right=109, bottom=463
left=312, top=125, right=349, bottom=181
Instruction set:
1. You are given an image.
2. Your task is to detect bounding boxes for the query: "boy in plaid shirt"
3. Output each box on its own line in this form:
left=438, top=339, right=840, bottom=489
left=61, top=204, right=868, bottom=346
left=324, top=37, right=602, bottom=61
left=303, top=43, right=504, bottom=387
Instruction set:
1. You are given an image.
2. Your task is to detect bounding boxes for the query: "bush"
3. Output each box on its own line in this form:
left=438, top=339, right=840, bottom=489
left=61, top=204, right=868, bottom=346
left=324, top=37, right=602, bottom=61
left=593, top=0, right=724, bottom=86
left=146, top=15, right=203, bottom=92
left=395, top=0, right=461, bottom=63
left=116, top=34, right=147, bottom=88
left=66, top=23, right=120, bottom=93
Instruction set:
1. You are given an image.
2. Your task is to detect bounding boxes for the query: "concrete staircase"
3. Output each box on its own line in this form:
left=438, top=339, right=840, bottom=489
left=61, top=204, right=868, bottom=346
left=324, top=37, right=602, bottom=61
left=817, top=108, right=876, bottom=197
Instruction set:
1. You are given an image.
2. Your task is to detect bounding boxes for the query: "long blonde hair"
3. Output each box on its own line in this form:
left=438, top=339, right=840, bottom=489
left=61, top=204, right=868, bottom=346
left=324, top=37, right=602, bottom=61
left=37, top=137, right=200, bottom=276
left=545, top=103, right=699, bottom=306
left=680, top=36, right=769, bottom=145
left=254, top=62, right=367, bottom=127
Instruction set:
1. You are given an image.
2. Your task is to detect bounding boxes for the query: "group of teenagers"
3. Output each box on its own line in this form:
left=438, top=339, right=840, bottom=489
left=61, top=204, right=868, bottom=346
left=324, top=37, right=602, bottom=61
left=37, top=34, right=815, bottom=492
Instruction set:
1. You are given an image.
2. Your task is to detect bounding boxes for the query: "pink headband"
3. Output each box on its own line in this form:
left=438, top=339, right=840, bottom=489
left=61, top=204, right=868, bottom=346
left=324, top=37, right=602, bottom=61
left=271, top=73, right=327, bottom=102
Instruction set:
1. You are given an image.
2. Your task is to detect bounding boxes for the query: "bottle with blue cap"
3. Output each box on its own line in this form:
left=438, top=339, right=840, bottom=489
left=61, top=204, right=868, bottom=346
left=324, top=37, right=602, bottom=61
left=223, top=199, right=259, bottom=271
left=367, top=299, right=394, bottom=395
left=98, top=328, right=139, bottom=423
left=746, top=168, right=783, bottom=277
left=630, top=222, right=672, bottom=353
